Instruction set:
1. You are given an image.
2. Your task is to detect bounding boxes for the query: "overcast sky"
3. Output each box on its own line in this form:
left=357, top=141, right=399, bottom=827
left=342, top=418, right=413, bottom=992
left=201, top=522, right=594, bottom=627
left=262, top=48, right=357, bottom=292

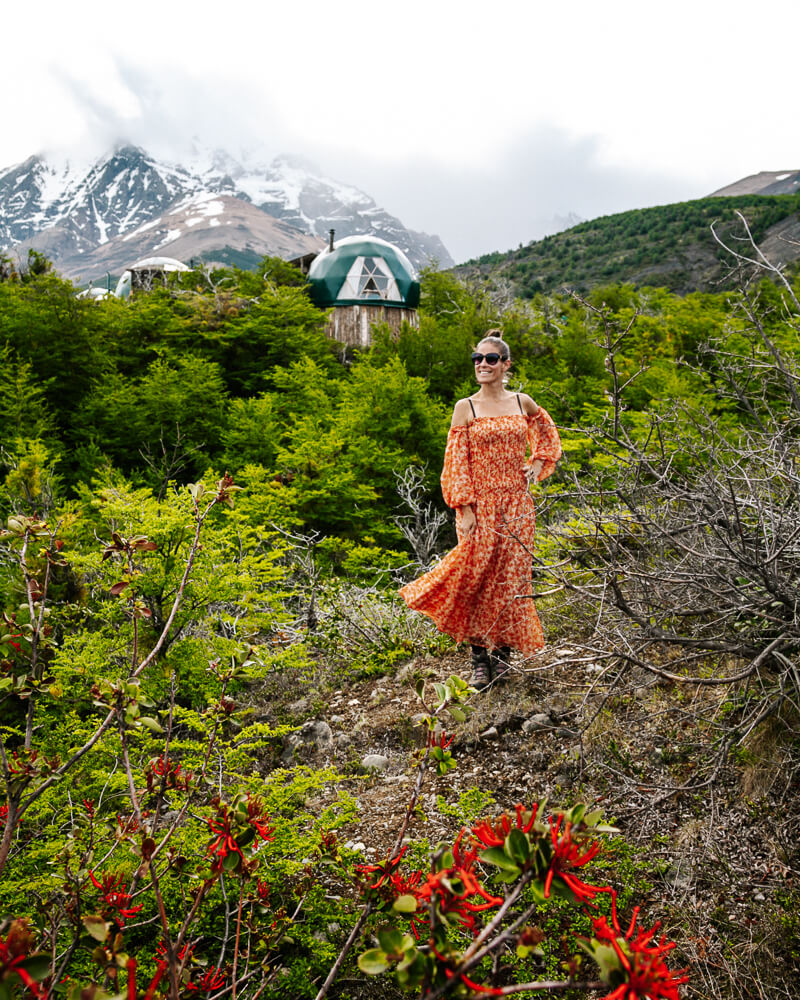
left=3, top=0, right=798, bottom=262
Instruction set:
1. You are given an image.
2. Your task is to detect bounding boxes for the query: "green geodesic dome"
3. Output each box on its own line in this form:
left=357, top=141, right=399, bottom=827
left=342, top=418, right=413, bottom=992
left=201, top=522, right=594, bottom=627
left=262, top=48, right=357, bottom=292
left=307, top=235, right=420, bottom=309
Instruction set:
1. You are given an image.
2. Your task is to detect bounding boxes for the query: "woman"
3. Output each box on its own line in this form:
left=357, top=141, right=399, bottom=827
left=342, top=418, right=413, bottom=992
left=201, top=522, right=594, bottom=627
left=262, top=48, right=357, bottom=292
left=399, top=332, right=561, bottom=689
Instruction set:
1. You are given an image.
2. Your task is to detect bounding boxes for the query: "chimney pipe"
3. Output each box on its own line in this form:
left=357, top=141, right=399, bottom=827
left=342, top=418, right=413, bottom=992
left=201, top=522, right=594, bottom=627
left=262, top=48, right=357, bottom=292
left=329, top=229, right=335, bottom=252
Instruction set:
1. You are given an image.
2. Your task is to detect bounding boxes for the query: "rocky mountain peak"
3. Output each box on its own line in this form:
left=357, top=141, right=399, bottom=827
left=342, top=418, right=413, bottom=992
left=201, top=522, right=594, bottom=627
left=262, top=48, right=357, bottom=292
left=0, top=144, right=453, bottom=280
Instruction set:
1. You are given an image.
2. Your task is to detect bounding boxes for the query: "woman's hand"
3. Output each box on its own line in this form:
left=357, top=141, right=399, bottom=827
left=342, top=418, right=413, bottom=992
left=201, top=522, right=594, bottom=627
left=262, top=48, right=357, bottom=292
left=459, top=505, right=477, bottom=537
left=526, top=460, right=544, bottom=484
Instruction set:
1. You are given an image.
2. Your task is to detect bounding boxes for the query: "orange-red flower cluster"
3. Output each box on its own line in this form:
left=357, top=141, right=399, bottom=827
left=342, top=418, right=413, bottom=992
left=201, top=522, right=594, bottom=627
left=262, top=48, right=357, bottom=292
left=206, top=796, right=275, bottom=871
left=426, top=730, right=454, bottom=750
left=355, top=846, right=408, bottom=891
left=593, top=900, right=689, bottom=1000
left=414, top=832, right=503, bottom=934
left=245, top=796, right=274, bottom=844
left=543, top=815, right=610, bottom=905
left=88, top=871, right=143, bottom=926
left=472, top=802, right=538, bottom=848
left=145, top=755, right=193, bottom=794
left=186, top=967, right=226, bottom=993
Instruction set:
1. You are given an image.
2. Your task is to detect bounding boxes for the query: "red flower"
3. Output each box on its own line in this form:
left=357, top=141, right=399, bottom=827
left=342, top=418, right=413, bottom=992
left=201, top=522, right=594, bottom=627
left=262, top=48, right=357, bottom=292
left=207, top=808, right=241, bottom=865
left=0, top=804, right=8, bottom=828
left=206, top=796, right=273, bottom=871
left=145, top=755, right=192, bottom=793
left=472, top=802, right=538, bottom=849
left=388, top=869, right=423, bottom=897
left=543, top=816, right=610, bottom=905
left=355, top=846, right=408, bottom=890
left=116, top=813, right=142, bottom=838
left=186, top=967, right=226, bottom=992
left=88, top=871, right=143, bottom=925
left=245, top=796, right=274, bottom=844
left=415, top=831, right=503, bottom=933
left=146, top=943, right=193, bottom=1000
left=426, top=730, right=454, bottom=750
left=592, top=899, right=689, bottom=1000
left=154, top=941, right=193, bottom=971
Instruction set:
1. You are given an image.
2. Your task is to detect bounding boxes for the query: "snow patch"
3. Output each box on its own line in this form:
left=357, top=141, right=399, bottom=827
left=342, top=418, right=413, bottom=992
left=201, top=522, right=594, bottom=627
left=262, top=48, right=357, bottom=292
left=92, top=196, right=109, bottom=245
left=123, top=217, right=162, bottom=241
left=196, top=198, right=224, bottom=217
left=154, top=229, right=182, bottom=250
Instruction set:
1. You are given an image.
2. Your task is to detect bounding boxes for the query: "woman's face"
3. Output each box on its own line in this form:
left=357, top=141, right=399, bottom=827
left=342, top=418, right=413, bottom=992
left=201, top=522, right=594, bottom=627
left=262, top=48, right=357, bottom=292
left=473, top=339, right=511, bottom=387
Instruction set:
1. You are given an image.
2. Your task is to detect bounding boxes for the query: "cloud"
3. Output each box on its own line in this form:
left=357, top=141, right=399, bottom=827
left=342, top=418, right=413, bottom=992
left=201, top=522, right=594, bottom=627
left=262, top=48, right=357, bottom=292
left=39, top=58, right=293, bottom=167
left=308, top=125, right=704, bottom=263
left=2, top=49, right=720, bottom=265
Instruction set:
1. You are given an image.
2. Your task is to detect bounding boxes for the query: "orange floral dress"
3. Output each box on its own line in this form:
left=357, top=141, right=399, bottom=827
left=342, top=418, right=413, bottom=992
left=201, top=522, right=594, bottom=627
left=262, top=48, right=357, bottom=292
left=399, top=406, right=561, bottom=656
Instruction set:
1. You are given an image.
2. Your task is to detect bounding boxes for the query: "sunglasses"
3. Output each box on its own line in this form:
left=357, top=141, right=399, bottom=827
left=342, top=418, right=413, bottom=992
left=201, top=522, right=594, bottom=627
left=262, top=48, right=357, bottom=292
left=471, top=352, right=507, bottom=365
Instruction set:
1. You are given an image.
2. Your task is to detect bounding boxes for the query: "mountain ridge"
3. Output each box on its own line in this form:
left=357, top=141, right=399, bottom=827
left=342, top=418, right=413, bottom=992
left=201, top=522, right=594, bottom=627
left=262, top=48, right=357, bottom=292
left=0, top=143, right=453, bottom=280
left=456, top=190, right=800, bottom=298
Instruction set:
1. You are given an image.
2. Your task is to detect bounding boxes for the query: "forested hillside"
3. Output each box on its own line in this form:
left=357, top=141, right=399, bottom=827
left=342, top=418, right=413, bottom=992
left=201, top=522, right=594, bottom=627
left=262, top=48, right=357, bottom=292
left=1, top=234, right=799, bottom=1000
left=459, top=194, right=800, bottom=296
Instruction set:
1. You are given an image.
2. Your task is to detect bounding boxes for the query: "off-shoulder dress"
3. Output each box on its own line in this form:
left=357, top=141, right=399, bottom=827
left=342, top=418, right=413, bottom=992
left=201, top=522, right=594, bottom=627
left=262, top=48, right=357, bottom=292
left=399, top=400, right=561, bottom=656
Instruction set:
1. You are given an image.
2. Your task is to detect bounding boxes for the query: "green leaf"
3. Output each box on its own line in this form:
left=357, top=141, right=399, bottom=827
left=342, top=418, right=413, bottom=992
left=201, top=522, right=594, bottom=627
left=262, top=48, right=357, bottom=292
left=437, top=849, right=454, bottom=870
left=415, top=678, right=425, bottom=698
left=516, top=943, right=543, bottom=959
left=480, top=846, right=522, bottom=872
left=568, top=803, right=586, bottom=825
left=236, top=827, right=256, bottom=849
left=358, top=949, right=389, bottom=975
left=591, top=942, right=623, bottom=981
left=448, top=705, right=466, bottom=722
left=137, top=716, right=164, bottom=733
left=82, top=914, right=109, bottom=942
left=527, top=879, right=547, bottom=901
left=222, top=850, right=241, bottom=871
left=377, top=927, right=404, bottom=953
left=392, top=894, right=418, bottom=914
left=506, top=826, right=530, bottom=865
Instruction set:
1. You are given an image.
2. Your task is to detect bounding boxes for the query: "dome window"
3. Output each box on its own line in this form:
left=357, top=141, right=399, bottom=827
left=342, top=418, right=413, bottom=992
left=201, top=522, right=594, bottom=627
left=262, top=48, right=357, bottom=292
left=339, top=255, right=401, bottom=301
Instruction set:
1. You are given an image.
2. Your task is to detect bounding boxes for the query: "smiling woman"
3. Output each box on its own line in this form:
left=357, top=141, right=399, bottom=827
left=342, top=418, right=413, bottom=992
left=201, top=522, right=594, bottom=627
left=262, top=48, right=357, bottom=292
left=399, top=331, right=561, bottom=689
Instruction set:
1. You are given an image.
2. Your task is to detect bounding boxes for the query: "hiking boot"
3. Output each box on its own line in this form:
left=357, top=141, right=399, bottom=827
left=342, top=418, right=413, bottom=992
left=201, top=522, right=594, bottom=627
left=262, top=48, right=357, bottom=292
left=491, top=646, right=512, bottom=681
left=470, top=645, right=492, bottom=691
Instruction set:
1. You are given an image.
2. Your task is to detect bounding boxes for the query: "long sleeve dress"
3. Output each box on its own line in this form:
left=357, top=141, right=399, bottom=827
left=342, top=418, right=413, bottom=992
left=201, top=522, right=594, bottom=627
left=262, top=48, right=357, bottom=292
left=399, top=407, right=561, bottom=656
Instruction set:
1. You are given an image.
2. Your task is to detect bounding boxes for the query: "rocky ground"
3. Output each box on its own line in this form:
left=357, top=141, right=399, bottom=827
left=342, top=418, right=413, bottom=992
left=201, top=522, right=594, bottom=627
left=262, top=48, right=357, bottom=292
left=253, top=641, right=799, bottom=1000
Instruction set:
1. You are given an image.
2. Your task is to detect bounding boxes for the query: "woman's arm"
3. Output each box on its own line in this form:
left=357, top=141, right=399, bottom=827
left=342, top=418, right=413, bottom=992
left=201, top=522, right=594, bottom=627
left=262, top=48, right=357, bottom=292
left=520, top=395, right=555, bottom=483
left=451, top=397, right=472, bottom=427
left=448, top=399, right=476, bottom=535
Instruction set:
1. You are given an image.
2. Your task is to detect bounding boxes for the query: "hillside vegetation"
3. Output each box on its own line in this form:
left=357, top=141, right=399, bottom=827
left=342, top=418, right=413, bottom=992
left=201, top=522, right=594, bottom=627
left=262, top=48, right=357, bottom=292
left=1, top=232, right=799, bottom=1000
left=459, top=194, right=800, bottom=296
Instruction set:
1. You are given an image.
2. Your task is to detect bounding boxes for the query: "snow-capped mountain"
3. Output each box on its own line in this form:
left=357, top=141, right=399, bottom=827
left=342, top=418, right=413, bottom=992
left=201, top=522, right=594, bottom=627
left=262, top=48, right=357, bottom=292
left=0, top=144, right=453, bottom=281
